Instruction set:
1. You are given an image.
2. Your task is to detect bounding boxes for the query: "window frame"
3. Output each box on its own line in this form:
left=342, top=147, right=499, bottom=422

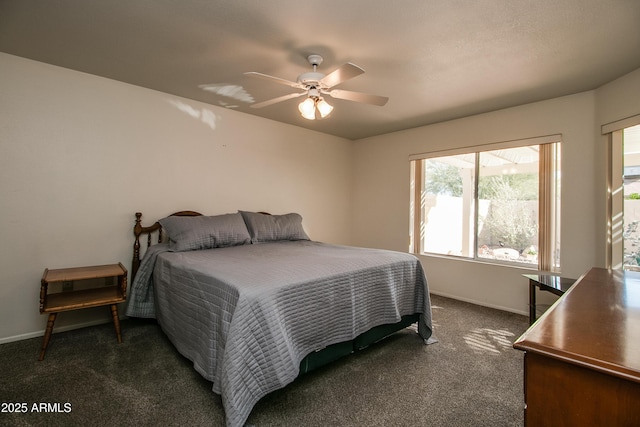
left=603, top=114, right=640, bottom=270
left=409, top=134, right=561, bottom=270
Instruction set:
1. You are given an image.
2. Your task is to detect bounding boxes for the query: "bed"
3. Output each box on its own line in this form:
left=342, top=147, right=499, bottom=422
left=126, top=210, right=433, bottom=427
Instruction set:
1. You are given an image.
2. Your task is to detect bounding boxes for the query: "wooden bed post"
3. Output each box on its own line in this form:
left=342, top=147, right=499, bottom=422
left=132, top=212, right=143, bottom=281
left=131, top=211, right=202, bottom=281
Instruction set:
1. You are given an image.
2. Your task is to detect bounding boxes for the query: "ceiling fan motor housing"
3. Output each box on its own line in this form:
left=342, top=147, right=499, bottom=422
left=297, top=72, right=325, bottom=87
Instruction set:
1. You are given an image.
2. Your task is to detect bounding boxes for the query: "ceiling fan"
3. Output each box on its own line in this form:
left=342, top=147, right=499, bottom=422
left=244, top=54, right=388, bottom=120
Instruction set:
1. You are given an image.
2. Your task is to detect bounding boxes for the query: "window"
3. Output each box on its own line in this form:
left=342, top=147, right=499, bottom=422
left=604, top=115, right=640, bottom=270
left=622, top=125, right=640, bottom=270
left=607, top=122, right=640, bottom=270
left=410, top=136, right=561, bottom=269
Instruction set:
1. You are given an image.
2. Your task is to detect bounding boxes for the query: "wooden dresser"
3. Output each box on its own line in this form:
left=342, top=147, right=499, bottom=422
left=513, top=267, right=640, bottom=426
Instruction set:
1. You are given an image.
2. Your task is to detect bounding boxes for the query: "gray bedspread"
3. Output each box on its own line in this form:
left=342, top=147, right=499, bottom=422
left=126, top=240, right=432, bottom=427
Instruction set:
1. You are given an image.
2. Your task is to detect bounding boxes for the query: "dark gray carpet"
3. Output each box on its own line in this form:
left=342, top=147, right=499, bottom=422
left=0, top=295, right=528, bottom=426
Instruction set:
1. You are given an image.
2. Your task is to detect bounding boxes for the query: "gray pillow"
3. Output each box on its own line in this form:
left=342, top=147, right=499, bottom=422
left=159, top=213, right=251, bottom=251
left=240, top=211, right=310, bottom=243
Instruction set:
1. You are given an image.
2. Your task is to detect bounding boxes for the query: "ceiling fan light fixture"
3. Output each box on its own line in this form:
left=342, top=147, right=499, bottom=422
left=316, top=98, right=333, bottom=118
left=298, top=97, right=316, bottom=120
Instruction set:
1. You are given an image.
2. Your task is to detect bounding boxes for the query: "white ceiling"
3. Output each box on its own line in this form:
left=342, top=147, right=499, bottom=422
left=1, top=0, right=639, bottom=140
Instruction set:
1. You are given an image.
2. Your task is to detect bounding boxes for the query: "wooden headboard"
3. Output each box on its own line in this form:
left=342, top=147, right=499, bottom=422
left=132, top=211, right=202, bottom=281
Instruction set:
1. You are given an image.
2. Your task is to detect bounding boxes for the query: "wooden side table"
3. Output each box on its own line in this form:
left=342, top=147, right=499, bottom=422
left=523, top=273, right=575, bottom=325
left=39, top=263, right=127, bottom=360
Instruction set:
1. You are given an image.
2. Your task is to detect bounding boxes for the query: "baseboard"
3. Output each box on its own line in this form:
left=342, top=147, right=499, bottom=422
left=0, top=317, right=124, bottom=345
left=430, top=291, right=528, bottom=317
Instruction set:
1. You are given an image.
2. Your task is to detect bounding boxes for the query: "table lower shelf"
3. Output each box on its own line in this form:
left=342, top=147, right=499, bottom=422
left=42, top=287, right=125, bottom=313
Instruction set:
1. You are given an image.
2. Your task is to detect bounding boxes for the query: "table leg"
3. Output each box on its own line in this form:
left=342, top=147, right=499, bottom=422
left=110, top=304, right=122, bottom=343
left=39, top=313, right=57, bottom=361
left=529, top=280, right=536, bottom=325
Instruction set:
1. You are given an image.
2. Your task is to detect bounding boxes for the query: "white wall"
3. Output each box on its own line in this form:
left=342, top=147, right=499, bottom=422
left=0, top=53, right=353, bottom=342
left=2, top=50, right=639, bottom=342
left=352, top=68, right=640, bottom=314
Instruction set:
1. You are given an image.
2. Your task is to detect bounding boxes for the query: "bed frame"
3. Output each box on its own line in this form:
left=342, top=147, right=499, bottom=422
left=131, top=211, right=419, bottom=374
left=132, top=210, right=201, bottom=280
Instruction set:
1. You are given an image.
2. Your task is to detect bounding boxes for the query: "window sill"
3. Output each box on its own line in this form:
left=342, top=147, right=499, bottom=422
left=416, top=251, right=545, bottom=271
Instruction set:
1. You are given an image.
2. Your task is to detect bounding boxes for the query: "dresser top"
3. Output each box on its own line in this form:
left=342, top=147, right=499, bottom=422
left=514, top=267, right=640, bottom=383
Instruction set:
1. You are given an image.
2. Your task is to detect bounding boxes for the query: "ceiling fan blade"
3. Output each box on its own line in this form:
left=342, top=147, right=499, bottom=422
left=320, top=63, right=365, bottom=88
left=327, top=89, right=389, bottom=106
left=244, top=72, right=302, bottom=89
left=250, top=92, right=306, bottom=109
